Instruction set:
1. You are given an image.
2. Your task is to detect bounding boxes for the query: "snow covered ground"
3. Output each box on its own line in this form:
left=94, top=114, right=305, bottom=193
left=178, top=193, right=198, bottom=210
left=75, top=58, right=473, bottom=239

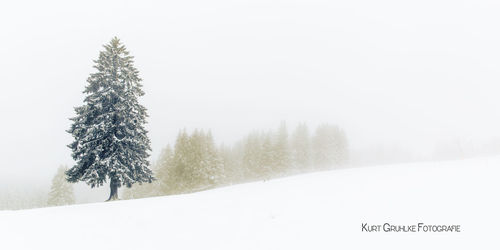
left=1, top=156, right=499, bottom=250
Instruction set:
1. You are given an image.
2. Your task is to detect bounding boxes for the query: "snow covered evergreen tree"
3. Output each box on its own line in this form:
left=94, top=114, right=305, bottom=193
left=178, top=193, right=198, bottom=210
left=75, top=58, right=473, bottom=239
left=47, top=166, right=75, bottom=206
left=291, top=123, right=311, bottom=171
left=242, top=132, right=264, bottom=179
left=67, top=37, right=153, bottom=201
left=201, top=131, right=225, bottom=186
left=312, top=124, right=349, bottom=169
left=155, top=145, right=176, bottom=194
left=259, top=132, right=274, bottom=178
left=171, top=130, right=191, bottom=192
left=218, top=143, right=239, bottom=184
left=179, top=130, right=224, bottom=192
left=271, top=122, right=291, bottom=175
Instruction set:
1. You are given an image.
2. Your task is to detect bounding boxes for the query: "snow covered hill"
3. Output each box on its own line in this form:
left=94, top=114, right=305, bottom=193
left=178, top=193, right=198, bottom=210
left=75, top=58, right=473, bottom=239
left=1, top=156, right=499, bottom=250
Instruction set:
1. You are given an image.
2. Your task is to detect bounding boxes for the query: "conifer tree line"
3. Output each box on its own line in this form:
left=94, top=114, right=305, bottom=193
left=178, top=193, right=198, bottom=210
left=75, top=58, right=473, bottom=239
left=124, top=122, right=348, bottom=199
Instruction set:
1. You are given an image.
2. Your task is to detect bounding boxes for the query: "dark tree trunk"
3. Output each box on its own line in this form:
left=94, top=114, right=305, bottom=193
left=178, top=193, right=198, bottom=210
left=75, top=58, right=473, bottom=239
left=107, top=181, right=119, bottom=201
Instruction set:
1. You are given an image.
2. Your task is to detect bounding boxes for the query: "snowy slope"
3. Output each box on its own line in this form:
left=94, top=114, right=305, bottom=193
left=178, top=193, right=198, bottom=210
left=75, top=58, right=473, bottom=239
left=1, top=157, right=499, bottom=250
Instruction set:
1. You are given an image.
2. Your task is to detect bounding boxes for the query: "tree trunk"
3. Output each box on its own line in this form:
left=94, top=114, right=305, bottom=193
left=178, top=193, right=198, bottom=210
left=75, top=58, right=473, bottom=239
left=106, top=181, right=119, bottom=201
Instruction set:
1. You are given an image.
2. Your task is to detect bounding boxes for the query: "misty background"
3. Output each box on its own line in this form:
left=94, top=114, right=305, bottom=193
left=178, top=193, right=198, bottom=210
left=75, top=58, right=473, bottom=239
left=1, top=0, right=500, bottom=203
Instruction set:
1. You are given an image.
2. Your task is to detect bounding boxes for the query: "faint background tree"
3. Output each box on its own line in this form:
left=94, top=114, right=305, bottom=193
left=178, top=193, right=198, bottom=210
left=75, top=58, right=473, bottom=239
left=47, top=166, right=75, bottom=206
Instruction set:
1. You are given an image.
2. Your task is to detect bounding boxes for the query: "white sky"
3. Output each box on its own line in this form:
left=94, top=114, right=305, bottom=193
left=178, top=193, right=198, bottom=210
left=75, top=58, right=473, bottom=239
left=1, top=0, right=500, bottom=186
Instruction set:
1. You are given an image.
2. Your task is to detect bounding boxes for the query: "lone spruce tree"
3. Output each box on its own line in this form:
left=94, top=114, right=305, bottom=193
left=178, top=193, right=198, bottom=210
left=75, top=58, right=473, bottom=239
left=67, top=37, right=153, bottom=201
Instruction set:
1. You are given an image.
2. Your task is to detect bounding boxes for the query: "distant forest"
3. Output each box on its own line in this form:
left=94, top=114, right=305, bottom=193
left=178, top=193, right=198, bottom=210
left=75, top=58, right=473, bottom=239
left=123, top=122, right=348, bottom=199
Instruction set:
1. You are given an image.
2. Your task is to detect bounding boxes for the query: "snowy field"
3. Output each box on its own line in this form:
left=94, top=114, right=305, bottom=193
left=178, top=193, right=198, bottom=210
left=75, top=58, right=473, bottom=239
left=1, top=156, right=499, bottom=250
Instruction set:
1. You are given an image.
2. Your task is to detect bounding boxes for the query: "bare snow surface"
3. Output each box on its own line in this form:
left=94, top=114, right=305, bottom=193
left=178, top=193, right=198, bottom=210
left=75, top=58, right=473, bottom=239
left=1, top=157, right=499, bottom=250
